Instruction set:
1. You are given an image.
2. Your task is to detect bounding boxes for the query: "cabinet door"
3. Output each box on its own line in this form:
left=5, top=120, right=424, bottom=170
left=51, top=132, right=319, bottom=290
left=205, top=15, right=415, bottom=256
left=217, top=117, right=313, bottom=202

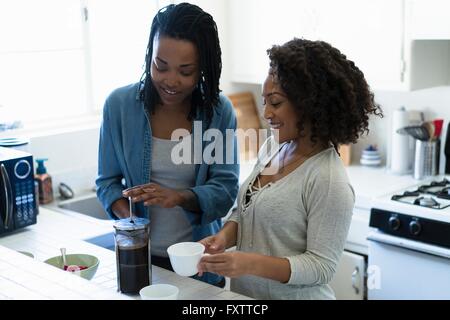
left=329, top=250, right=365, bottom=300
left=408, top=0, right=450, bottom=39
left=229, top=0, right=303, bottom=83
left=230, top=0, right=404, bottom=90
left=229, top=0, right=264, bottom=83
left=311, top=0, right=404, bottom=90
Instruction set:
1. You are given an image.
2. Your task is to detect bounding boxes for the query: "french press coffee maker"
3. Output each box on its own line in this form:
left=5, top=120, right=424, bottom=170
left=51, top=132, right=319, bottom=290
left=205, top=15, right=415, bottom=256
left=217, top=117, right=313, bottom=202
left=114, top=213, right=151, bottom=294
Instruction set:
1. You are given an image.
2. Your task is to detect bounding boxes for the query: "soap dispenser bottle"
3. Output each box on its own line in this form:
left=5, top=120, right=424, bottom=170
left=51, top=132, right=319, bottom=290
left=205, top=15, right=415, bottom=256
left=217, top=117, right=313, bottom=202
left=35, top=158, right=54, bottom=204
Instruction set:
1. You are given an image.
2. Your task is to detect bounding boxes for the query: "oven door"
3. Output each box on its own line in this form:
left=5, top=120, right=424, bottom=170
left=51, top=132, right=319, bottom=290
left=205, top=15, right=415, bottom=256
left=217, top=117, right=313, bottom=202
left=367, top=231, right=450, bottom=299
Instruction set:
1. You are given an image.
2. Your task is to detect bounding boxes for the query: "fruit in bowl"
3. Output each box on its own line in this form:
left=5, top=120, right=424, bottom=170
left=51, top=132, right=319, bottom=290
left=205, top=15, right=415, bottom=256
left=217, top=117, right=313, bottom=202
left=44, top=253, right=99, bottom=280
left=64, top=264, right=88, bottom=272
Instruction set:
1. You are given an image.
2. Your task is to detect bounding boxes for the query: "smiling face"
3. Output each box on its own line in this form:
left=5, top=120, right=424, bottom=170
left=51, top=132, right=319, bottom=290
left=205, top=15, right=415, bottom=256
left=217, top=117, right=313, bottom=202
left=262, top=71, right=303, bottom=144
left=150, top=35, right=200, bottom=108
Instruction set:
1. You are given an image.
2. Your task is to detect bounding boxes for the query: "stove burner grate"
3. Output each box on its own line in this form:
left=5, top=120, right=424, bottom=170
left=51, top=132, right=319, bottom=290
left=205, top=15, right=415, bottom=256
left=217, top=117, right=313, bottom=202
left=418, top=178, right=450, bottom=195
left=413, top=196, right=440, bottom=208
left=391, top=192, right=450, bottom=209
left=391, top=190, right=420, bottom=201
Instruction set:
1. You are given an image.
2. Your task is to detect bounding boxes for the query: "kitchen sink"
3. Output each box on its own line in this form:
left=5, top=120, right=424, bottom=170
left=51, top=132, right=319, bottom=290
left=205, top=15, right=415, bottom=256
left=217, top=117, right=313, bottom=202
left=58, top=194, right=109, bottom=220
left=58, top=194, right=115, bottom=251
left=84, top=232, right=115, bottom=251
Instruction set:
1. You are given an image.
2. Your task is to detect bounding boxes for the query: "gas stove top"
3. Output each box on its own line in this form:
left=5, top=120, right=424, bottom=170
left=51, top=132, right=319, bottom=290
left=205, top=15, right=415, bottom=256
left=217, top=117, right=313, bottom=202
left=371, top=176, right=450, bottom=224
left=391, top=178, right=450, bottom=210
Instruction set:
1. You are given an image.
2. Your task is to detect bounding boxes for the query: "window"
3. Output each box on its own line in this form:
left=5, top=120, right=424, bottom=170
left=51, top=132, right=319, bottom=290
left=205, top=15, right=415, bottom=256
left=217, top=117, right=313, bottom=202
left=0, top=0, right=160, bottom=126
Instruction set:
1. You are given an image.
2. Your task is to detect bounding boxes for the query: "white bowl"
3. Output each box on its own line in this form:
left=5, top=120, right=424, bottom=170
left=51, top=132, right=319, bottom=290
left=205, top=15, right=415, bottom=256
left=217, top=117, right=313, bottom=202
left=139, top=284, right=179, bottom=300
left=362, top=149, right=379, bottom=154
left=361, top=153, right=381, bottom=160
left=360, top=158, right=381, bottom=166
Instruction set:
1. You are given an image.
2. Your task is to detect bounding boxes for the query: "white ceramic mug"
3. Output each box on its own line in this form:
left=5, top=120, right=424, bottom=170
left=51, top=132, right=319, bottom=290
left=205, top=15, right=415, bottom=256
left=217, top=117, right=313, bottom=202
left=139, top=284, right=179, bottom=300
left=167, top=242, right=205, bottom=277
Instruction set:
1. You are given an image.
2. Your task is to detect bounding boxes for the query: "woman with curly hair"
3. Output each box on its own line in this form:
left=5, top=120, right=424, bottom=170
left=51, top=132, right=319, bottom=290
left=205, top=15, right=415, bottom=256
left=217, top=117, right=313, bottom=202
left=198, top=38, right=383, bottom=299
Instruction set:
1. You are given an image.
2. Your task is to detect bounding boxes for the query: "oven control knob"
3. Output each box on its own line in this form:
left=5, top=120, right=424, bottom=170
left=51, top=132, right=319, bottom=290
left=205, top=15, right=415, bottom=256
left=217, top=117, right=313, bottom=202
left=388, top=216, right=401, bottom=231
left=409, top=220, right=422, bottom=236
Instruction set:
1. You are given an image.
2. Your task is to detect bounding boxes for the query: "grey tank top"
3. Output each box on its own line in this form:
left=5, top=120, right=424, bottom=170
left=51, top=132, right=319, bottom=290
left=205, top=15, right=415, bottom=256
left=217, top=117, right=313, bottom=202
left=149, top=136, right=196, bottom=257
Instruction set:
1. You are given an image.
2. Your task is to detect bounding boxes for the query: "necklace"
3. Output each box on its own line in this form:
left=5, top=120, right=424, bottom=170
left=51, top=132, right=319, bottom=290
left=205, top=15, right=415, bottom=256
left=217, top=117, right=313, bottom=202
left=279, top=143, right=323, bottom=173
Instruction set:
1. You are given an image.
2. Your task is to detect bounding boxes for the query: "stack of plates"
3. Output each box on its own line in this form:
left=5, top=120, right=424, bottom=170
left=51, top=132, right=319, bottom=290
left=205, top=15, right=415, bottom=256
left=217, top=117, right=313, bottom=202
left=360, top=146, right=381, bottom=166
left=0, top=137, right=29, bottom=147
left=0, top=137, right=29, bottom=152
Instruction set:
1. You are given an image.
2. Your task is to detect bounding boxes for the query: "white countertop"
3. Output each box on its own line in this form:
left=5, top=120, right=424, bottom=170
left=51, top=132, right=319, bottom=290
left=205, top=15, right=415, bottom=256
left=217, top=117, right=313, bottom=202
left=0, top=163, right=426, bottom=299
left=345, top=165, right=420, bottom=209
left=0, top=208, right=252, bottom=300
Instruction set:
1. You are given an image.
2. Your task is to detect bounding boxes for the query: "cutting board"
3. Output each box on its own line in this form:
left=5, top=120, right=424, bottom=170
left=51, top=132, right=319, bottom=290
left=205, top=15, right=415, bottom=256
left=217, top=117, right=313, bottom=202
left=338, top=144, right=352, bottom=166
left=227, top=92, right=262, bottom=161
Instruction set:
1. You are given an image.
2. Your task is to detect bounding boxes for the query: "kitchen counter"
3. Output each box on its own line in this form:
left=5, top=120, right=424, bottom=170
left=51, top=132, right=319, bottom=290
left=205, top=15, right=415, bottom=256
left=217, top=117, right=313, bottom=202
left=345, top=165, right=422, bottom=209
left=0, top=208, right=252, bottom=300
left=1, top=164, right=424, bottom=299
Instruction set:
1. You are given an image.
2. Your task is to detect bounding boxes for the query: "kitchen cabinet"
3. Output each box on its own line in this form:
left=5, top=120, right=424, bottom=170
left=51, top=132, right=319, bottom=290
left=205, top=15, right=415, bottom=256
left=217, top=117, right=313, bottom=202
left=330, top=206, right=369, bottom=300
left=407, top=0, right=450, bottom=40
left=330, top=250, right=366, bottom=300
left=404, top=0, right=450, bottom=89
left=308, top=0, right=404, bottom=91
left=229, top=0, right=302, bottom=84
left=228, top=0, right=450, bottom=90
left=229, top=0, right=403, bottom=90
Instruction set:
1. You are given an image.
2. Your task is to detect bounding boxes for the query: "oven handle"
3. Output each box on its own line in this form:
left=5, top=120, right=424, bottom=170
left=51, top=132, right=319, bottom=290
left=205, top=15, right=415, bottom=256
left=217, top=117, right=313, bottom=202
left=0, top=164, right=13, bottom=229
left=368, top=231, right=450, bottom=259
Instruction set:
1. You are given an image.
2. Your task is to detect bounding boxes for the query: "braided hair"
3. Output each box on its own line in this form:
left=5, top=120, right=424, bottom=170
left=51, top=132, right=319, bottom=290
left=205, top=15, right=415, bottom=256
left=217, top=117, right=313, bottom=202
left=267, top=38, right=383, bottom=150
left=140, top=2, right=222, bottom=121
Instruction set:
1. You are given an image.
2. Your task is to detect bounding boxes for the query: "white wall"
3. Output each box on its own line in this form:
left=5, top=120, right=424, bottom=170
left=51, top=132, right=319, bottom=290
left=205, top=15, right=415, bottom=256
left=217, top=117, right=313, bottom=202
left=28, top=127, right=100, bottom=195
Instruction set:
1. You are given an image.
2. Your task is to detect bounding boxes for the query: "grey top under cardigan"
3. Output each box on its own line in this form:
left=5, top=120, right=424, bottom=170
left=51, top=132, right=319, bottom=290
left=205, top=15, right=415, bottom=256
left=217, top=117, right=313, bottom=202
left=228, top=137, right=355, bottom=300
left=149, top=136, right=195, bottom=257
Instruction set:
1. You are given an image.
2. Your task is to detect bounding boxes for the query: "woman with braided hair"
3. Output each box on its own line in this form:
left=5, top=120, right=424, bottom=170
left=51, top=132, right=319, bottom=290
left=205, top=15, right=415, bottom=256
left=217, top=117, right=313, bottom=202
left=96, top=3, right=239, bottom=287
left=198, top=38, right=383, bottom=298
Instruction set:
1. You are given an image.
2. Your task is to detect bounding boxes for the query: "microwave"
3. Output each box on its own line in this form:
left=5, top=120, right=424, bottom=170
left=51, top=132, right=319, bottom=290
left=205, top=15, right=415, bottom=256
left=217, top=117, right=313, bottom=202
left=0, top=146, right=37, bottom=236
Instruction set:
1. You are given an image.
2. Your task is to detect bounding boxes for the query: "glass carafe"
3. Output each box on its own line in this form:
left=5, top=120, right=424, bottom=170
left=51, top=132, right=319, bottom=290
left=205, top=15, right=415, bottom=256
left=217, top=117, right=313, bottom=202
left=114, top=217, right=151, bottom=294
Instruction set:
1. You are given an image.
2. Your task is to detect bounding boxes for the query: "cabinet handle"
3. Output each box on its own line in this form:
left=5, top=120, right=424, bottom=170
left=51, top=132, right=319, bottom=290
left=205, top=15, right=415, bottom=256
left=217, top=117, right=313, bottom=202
left=351, top=267, right=360, bottom=295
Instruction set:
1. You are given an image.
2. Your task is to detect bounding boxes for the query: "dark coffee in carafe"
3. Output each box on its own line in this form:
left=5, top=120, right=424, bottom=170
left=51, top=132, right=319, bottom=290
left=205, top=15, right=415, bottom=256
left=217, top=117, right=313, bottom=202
left=117, top=242, right=149, bottom=293
left=114, top=217, right=151, bottom=294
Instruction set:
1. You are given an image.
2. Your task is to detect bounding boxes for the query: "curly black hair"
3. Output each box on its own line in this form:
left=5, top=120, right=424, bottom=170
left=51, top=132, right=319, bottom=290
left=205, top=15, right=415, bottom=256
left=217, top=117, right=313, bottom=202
left=140, top=2, right=222, bottom=121
left=267, top=38, right=383, bottom=149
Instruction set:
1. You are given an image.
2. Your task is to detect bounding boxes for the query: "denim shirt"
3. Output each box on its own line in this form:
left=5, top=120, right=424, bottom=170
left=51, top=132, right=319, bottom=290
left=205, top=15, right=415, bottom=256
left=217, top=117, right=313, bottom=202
left=95, top=83, right=239, bottom=285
